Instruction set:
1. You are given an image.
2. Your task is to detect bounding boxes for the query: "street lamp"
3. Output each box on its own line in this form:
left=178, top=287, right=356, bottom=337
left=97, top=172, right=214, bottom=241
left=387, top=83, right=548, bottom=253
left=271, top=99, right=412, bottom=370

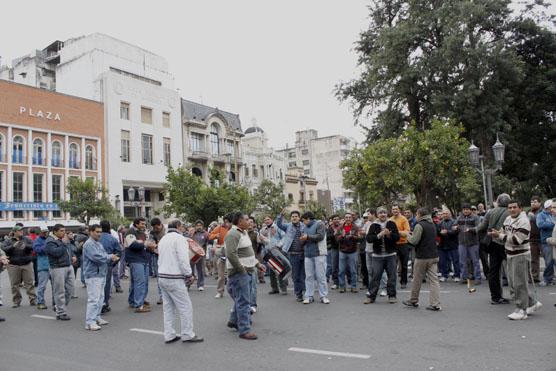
left=468, top=135, right=505, bottom=208
left=138, top=186, right=145, bottom=218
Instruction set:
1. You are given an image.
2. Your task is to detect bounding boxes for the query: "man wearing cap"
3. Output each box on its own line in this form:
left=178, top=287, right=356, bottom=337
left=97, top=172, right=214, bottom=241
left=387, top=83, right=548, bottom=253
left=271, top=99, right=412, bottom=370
left=536, top=199, right=556, bottom=286
left=2, top=225, right=36, bottom=307
left=33, top=226, right=53, bottom=310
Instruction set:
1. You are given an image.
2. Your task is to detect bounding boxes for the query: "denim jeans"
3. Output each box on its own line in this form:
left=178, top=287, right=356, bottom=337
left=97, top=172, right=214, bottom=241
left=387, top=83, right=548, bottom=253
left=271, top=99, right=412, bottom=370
left=193, top=256, right=205, bottom=288
left=438, top=249, right=460, bottom=278
left=227, top=273, right=252, bottom=335
left=128, top=263, right=148, bottom=308
left=330, top=249, right=339, bottom=285
left=85, top=276, right=106, bottom=326
left=288, top=253, right=305, bottom=298
left=151, top=254, right=158, bottom=277
left=338, top=251, right=357, bottom=288
left=326, top=249, right=332, bottom=282
left=112, top=264, right=121, bottom=289
left=368, top=255, right=397, bottom=299
left=104, top=264, right=112, bottom=306
left=304, top=255, right=328, bottom=299
left=119, top=249, right=127, bottom=278
left=249, top=271, right=258, bottom=307
left=36, top=270, right=53, bottom=305
left=459, top=244, right=481, bottom=281
left=541, top=243, right=554, bottom=284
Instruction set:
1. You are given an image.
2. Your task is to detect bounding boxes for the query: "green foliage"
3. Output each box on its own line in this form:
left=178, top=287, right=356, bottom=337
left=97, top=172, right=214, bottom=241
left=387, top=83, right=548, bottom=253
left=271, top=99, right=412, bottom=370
left=342, top=120, right=479, bottom=209
left=162, top=166, right=256, bottom=224
left=252, top=179, right=289, bottom=216
left=58, top=178, right=116, bottom=225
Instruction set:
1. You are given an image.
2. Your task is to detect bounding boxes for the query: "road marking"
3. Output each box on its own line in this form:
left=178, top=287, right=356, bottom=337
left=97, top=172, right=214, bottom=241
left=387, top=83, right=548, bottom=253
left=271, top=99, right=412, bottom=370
left=130, top=328, right=164, bottom=336
left=398, top=290, right=451, bottom=294
left=288, top=347, right=371, bottom=359
left=549, top=292, right=556, bottom=295
left=31, top=314, right=56, bottom=320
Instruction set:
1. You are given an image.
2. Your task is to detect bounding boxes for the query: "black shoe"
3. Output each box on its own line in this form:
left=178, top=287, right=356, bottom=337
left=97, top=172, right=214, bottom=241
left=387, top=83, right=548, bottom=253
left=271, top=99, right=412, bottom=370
left=115, top=287, right=124, bottom=293
left=268, top=290, right=280, bottom=295
left=227, top=321, right=238, bottom=330
left=101, top=305, right=111, bottom=314
left=400, top=284, right=407, bottom=289
left=56, top=314, right=71, bottom=321
left=0, top=317, right=5, bottom=322
left=296, top=296, right=303, bottom=302
left=491, top=298, right=510, bottom=305
left=165, top=336, right=181, bottom=344
left=183, top=335, right=204, bottom=343
left=12, top=303, right=21, bottom=308
left=426, top=305, right=442, bottom=311
left=402, top=300, right=419, bottom=308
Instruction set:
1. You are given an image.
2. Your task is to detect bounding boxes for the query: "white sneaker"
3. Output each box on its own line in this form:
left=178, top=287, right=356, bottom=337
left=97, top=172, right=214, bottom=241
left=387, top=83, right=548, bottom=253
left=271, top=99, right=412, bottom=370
left=436, top=272, right=442, bottom=277
left=85, top=323, right=101, bottom=331
left=379, top=289, right=387, bottom=297
left=526, top=301, right=542, bottom=315
left=96, top=318, right=109, bottom=326
left=439, top=277, right=446, bottom=282
left=507, top=309, right=527, bottom=320
left=453, top=277, right=461, bottom=283
left=330, top=284, right=338, bottom=290
left=250, top=306, right=257, bottom=314
left=214, top=293, right=223, bottom=299
left=198, top=287, right=204, bottom=292
left=320, top=297, right=330, bottom=304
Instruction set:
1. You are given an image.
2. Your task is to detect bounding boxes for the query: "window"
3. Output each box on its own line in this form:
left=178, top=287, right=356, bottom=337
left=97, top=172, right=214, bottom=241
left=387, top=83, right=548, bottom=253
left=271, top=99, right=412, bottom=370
left=226, top=141, right=234, bottom=156
left=299, top=191, right=305, bottom=202
left=302, top=160, right=310, bottom=166
left=288, top=152, right=296, bottom=158
left=162, top=112, right=171, bottom=128
left=51, top=141, right=63, bottom=167
left=245, top=165, right=249, bottom=177
left=260, top=166, right=264, bottom=178
left=141, top=106, right=152, bottom=124
left=13, top=172, right=24, bottom=218
left=121, top=130, right=130, bottom=162
left=0, top=134, right=4, bottom=162
left=85, top=145, right=95, bottom=170
left=120, top=102, right=130, bottom=120
left=12, top=136, right=24, bottom=164
left=0, top=172, right=3, bottom=218
left=309, top=191, right=314, bottom=201
left=252, top=164, right=258, bottom=178
left=210, top=123, right=220, bottom=155
left=33, top=138, right=44, bottom=165
left=190, top=133, right=203, bottom=152
left=52, top=174, right=62, bottom=218
left=142, top=134, right=153, bottom=165
left=33, top=173, right=43, bottom=202
left=288, top=193, right=293, bottom=201
left=69, top=143, right=80, bottom=169
left=301, top=149, right=309, bottom=155
left=288, top=161, right=296, bottom=168
left=163, top=137, right=171, bottom=166
left=304, top=169, right=310, bottom=175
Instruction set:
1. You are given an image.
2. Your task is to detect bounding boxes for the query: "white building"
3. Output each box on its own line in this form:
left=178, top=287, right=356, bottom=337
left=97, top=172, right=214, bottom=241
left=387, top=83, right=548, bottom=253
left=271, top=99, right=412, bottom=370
left=277, top=129, right=355, bottom=210
left=2, top=33, right=183, bottom=219
left=241, top=124, right=285, bottom=194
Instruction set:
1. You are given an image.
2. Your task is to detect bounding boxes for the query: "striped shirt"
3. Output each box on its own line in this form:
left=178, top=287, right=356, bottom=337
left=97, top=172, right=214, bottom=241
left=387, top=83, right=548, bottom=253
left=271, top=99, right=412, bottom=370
left=499, top=212, right=531, bottom=256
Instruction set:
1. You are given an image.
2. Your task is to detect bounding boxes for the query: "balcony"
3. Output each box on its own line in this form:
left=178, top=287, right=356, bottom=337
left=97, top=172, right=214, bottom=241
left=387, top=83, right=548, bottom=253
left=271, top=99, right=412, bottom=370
left=188, top=150, right=209, bottom=161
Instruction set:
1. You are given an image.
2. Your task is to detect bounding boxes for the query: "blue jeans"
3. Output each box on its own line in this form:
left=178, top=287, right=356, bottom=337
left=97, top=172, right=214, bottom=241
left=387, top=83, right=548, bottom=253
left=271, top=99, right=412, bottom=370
left=338, top=251, right=357, bottom=288
left=85, top=276, right=106, bottom=326
left=104, top=264, right=112, bottom=306
left=541, top=243, right=554, bottom=284
left=368, top=255, right=397, bottom=299
left=193, top=256, right=205, bottom=288
left=326, top=249, right=332, bottom=282
left=459, top=244, right=481, bottom=281
left=151, top=254, right=158, bottom=277
left=112, top=264, right=121, bottom=289
left=304, top=255, right=328, bottom=299
left=227, top=273, right=252, bottom=335
left=128, top=263, right=148, bottom=308
left=288, top=253, right=305, bottom=298
left=36, top=270, right=53, bottom=305
left=330, top=249, right=339, bottom=285
left=438, top=249, right=460, bottom=278
left=249, top=271, right=258, bottom=307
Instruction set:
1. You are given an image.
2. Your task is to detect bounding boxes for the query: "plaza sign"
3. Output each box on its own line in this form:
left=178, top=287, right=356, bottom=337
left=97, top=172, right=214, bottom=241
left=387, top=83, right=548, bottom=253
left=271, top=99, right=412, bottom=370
left=19, top=106, right=61, bottom=121
left=0, top=202, right=59, bottom=211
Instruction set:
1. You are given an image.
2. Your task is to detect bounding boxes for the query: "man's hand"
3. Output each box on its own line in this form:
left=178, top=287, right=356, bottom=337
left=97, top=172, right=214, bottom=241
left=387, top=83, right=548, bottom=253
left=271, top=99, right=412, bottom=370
left=258, top=264, right=267, bottom=273
left=383, top=228, right=391, bottom=237
left=0, top=256, right=9, bottom=265
left=111, top=254, right=120, bottom=262
left=300, top=234, right=308, bottom=241
left=488, top=229, right=500, bottom=238
left=185, top=275, right=195, bottom=286
left=71, top=256, right=77, bottom=264
left=440, top=229, right=448, bottom=235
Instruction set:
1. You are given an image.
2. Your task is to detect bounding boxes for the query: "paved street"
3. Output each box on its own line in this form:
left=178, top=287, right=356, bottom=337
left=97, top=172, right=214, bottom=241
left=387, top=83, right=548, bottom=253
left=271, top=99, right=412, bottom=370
left=0, top=271, right=555, bottom=371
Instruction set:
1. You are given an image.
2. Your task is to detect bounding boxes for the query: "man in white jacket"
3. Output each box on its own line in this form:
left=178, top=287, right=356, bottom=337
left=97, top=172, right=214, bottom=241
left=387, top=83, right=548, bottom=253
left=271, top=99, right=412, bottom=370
left=157, top=219, right=203, bottom=344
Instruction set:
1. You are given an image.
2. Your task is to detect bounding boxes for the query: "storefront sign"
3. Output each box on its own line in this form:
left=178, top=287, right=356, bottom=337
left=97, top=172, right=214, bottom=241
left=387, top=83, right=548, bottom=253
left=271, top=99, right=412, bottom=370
left=19, top=106, right=61, bottom=121
left=0, top=202, right=59, bottom=211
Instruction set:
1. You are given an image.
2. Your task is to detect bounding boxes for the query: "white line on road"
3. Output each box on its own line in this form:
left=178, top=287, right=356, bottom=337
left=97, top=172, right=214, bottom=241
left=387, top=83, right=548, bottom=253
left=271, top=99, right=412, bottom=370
left=288, top=347, right=371, bottom=359
left=31, top=314, right=56, bottom=320
left=549, top=292, right=556, bottom=295
left=130, top=328, right=164, bottom=336
left=398, top=290, right=451, bottom=294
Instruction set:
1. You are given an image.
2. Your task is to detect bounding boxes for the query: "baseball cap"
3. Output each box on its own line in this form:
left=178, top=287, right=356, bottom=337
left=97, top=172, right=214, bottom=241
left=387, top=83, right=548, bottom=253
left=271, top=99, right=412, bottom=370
left=545, top=200, right=553, bottom=209
left=40, top=226, right=49, bottom=232
left=12, top=225, right=23, bottom=231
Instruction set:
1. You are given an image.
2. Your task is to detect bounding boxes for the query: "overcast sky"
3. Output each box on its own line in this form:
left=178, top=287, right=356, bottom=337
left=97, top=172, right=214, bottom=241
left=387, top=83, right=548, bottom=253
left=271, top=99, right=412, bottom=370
left=0, top=0, right=370, bottom=149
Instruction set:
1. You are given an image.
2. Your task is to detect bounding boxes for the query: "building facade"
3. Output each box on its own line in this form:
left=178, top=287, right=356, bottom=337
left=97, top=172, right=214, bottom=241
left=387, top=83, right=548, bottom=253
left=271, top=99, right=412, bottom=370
left=181, top=99, right=243, bottom=184
left=283, top=167, right=318, bottom=211
left=241, top=125, right=285, bottom=194
left=0, top=80, right=104, bottom=222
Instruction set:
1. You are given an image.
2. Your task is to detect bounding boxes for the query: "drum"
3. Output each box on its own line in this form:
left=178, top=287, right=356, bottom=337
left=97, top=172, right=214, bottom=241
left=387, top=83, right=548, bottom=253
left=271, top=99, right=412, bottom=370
left=263, top=247, right=292, bottom=280
left=187, top=238, right=206, bottom=265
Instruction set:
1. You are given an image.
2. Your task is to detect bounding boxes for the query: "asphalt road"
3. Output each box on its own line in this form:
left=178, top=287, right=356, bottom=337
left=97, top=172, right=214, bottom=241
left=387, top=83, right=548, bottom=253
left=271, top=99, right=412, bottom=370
left=0, top=270, right=555, bottom=371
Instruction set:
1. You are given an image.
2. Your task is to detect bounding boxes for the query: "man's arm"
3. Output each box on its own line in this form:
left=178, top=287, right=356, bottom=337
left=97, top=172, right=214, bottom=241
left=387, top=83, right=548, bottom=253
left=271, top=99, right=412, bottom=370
left=477, top=211, right=491, bottom=233
left=537, top=212, right=555, bottom=230
left=208, top=226, right=221, bottom=241
left=45, top=240, right=64, bottom=258
left=83, top=241, right=112, bottom=264
left=387, top=221, right=400, bottom=243
left=307, top=222, right=326, bottom=242
left=276, top=214, right=289, bottom=232
left=407, top=224, right=423, bottom=246
left=177, top=238, right=193, bottom=276
left=224, top=232, right=246, bottom=275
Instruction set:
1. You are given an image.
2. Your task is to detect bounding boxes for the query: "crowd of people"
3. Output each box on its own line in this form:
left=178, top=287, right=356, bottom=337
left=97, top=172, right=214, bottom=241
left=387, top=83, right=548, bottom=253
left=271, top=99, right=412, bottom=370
left=0, top=193, right=555, bottom=341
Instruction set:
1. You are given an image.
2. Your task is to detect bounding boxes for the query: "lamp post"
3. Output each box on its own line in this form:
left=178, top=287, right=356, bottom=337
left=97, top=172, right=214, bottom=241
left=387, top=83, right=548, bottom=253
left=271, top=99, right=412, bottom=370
left=468, top=134, right=505, bottom=208
left=138, top=186, right=145, bottom=218
left=128, top=186, right=145, bottom=218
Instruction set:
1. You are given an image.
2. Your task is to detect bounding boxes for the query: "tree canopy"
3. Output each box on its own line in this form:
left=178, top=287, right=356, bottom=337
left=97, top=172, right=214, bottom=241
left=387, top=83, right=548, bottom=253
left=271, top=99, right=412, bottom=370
left=58, top=178, right=116, bottom=225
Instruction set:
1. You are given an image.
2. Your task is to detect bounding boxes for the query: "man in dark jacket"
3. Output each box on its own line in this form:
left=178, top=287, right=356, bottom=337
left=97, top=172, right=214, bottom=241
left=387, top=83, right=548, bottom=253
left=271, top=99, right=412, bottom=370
left=300, top=212, right=329, bottom=304
left=125, top=217, right=152, bottom=313
left=528, top=196, right=542, bottom=283
left=403, top=208, right=441, bottom=311
left=335, top=213, right=361, bottom=293
left=326, top=215, right=341, bottom=289
left=45, top=224, right=76, bottom=320
left=2, top=225, right=36, bottom=307
left=437, top=210, right=460, bottom=282
left=455, top=203, right=481, bottom=284
left=100, top=220, right=121, bottom=313
left=365, top=207, right=400, bottom=304
left=478, top=193, right=510, bottom=304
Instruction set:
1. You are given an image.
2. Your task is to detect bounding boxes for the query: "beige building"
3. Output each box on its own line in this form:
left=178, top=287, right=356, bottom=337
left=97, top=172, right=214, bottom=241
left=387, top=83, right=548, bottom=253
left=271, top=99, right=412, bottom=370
left=283, top=167, right=318, bottom=212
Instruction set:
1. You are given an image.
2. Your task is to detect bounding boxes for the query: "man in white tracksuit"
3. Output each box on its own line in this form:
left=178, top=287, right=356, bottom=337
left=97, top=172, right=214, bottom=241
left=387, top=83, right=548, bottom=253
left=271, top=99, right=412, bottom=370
left=157, top=219, right=204, bottom=344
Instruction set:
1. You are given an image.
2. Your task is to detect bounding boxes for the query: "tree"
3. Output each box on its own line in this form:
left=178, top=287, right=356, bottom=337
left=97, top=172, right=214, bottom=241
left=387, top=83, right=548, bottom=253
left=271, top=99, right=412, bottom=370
left=342, top=120, right=479, bottom=209
left=253, top=179, right=289, bottom=216
left=303, top=200, right=328, bottom=221
left=58, top=178, right=115, bottom=225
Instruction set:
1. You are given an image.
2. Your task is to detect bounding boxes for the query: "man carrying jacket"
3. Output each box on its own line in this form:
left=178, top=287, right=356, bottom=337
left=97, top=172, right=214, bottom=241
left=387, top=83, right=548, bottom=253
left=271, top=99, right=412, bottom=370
left=403, top=208, right=442, bottom=311
left=2, top=225, right=36, bottom=307
left=45, top=224, right=76, bottom=320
